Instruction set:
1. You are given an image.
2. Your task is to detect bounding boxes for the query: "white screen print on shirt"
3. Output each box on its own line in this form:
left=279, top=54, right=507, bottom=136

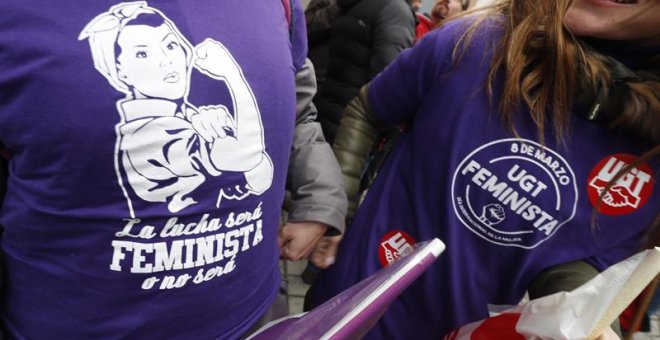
left=78, top=2, right=271, bottom=290
left=80, top=1, right=273, bottom=216
left=451, top=139, right=578, bottom=249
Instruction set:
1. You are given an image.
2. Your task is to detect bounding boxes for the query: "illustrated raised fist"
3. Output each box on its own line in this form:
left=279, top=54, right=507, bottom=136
left=194, top=39, right=240, bottom=79
left=479, top=203, right=506, bottom=226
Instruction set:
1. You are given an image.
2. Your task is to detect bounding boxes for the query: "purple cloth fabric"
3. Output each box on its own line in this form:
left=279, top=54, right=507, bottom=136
left=0, top=1, right=307, bottom=338
left=314, top=18, right=658, bottom=339
left=251, top=240, right=442, bottom=339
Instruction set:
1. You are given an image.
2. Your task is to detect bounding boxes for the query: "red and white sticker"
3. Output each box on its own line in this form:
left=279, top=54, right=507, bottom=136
left=378, top=230, right=416, bottom=267
left=587, top=154, right=654, bottom=216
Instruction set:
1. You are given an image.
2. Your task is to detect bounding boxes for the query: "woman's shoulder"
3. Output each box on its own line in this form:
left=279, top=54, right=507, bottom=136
left=399, top=14, right=504, bottom=71
left=422, top=15, right=505, bottom=51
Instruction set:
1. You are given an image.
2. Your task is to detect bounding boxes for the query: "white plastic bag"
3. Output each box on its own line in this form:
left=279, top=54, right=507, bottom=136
left=446, top=247, right=660, bottom=340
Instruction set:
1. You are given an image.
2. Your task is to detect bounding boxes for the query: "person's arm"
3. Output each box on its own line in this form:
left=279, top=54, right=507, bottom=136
left=369, top=0, right=415, bottom=77
left=293, top=82, right=386, bottom=267
left=193, top=39, right=274, bottom=196
left=332, top=84, right=385, bottom=219
left=279, top=58, right=348, bottom=264
left=193, top=39, right=270, bottom=173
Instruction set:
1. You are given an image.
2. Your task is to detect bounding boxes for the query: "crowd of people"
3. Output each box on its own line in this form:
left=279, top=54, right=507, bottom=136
left=0, top=0, right=657, bottom=338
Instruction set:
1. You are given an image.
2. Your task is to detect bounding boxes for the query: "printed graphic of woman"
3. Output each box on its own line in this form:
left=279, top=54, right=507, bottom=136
left=79, top=1, right=273, bottom=216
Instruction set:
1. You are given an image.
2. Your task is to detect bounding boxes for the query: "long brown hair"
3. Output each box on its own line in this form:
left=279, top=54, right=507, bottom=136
left=449, top=0, right=660, bottom=146
left=446, top=0, right=660, bottom=235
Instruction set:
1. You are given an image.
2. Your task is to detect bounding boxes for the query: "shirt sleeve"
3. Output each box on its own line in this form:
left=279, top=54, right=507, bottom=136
left=367, top=19, right=469, bottom=127
left=287, top=58, right=347, bottom=234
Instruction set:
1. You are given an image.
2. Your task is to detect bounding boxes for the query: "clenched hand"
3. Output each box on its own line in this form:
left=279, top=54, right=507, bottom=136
left=279, top=222, right=328, bottom=261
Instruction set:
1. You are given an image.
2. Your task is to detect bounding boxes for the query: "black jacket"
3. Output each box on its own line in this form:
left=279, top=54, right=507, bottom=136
left=315, top=0, right=415, bottom=143
left=305, top=0, right=340, bottom=94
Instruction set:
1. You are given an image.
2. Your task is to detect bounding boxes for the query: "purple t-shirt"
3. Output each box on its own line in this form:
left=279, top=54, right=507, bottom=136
left=0, top=1, right=306, bottom=338
left=314, top=19, right=657, bottom=338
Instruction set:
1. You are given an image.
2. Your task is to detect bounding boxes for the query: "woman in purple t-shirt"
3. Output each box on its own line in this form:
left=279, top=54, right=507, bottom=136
left=312, top=0, right=659, bottom=338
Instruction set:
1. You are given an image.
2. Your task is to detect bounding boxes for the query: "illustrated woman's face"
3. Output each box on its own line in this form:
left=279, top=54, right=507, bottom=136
left=116, top=23, right=188, bottom=100
left=564, top=0, right=660, bottom=46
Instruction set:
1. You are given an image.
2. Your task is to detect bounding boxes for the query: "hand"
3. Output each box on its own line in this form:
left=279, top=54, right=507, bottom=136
left=278, top=222, right=328, bottom=261
left=190, top=105, right=235, bottom=142
left=194, top=39, right=240, bottom=79
left=479, top=203, right=506, bottom=226
left=309, top=235, right=342, bottom=269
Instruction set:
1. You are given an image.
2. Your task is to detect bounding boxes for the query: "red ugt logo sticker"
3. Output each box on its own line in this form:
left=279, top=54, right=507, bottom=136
left=378, top=230, right=416, bottom=267
left=587, top=154, right=654, bottom=216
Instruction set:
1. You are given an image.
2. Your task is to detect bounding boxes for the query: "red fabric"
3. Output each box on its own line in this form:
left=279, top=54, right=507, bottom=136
left=415, top=13, right=434, bottom=40
left=444, top=313, right=526, bottom=340
left=620, top=293, right=642, bottom=332
left=470, top=313, right=525, bottom=340
left=281, top=0, right=291, bottom=27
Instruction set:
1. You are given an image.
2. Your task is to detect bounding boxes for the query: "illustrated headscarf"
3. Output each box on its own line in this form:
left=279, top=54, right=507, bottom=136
left=79, top=1, right=193, bottom=94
